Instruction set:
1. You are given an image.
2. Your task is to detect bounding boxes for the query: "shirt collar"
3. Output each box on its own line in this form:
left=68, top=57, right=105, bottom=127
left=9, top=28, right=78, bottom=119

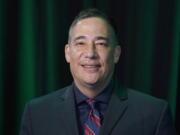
left=73, top=81, right=113, bottom=105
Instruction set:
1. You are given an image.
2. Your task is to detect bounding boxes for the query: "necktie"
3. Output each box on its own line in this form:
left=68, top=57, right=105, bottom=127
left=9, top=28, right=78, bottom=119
left=84, top=99, right=101, bottom=135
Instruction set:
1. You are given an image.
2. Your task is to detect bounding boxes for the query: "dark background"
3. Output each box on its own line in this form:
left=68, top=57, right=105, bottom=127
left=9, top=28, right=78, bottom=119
left=0, top=0, right=179, bottom=134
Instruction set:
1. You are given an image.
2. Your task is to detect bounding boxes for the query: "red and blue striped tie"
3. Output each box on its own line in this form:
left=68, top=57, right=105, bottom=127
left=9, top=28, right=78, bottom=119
left=84, top=99, right=101, bottom=135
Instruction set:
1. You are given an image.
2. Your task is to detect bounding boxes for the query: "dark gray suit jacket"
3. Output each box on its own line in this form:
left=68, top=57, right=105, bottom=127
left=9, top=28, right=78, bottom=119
left=20, top=81, right=177, bottom=135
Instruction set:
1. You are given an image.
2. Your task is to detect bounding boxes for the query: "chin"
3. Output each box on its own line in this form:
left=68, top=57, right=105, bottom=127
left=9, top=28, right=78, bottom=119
left=85, top=78, right=106, bottom=88
left=84, top=80, right=99, bottom=85
left=83, top=75, right=100, bottom=83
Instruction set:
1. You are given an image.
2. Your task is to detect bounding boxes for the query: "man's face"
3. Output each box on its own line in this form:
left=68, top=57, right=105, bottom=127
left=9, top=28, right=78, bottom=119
left=65, top=17, right=121, bottom=89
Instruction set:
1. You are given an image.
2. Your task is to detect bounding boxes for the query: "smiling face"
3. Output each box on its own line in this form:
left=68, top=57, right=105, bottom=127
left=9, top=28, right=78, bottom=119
left=65, top=17, right=121, bottom=92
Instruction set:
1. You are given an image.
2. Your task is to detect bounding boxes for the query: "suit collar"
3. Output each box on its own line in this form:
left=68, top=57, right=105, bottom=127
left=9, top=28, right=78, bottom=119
left=54, top=85, right=80, bottom=135
left=73, top=81, right=113, bottom=105
left=99, top=79, right=128, bottom=135
left=55, top=78, right=128, bottom=135
left=113, top=78, right=128, bottom=100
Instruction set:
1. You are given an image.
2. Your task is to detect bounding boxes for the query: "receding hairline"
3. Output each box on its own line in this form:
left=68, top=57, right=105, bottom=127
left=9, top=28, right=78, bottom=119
left=68, top=16, right=118, bottom=45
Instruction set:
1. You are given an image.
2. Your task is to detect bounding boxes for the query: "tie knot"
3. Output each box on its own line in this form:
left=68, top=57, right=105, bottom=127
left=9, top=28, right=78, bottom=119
left=85, top=99, right=96, bottom=109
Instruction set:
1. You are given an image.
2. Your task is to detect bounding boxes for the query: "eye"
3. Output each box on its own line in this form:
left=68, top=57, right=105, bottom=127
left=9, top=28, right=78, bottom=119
left=75, top=41, right=85, bottom=46
left=96, top=42, right=108, bottom=46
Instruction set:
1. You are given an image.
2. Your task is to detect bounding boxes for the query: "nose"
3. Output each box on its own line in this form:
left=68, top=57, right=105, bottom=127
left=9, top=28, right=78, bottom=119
left=85, top=43, right=98, bottom=59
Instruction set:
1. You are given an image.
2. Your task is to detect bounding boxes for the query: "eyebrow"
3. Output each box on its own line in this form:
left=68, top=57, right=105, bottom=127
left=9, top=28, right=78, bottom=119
left=73, top=36, right=109, bottom=42
left=95, top=36, right=109, bottom=42
left=73, top=36, right=86, bottom=41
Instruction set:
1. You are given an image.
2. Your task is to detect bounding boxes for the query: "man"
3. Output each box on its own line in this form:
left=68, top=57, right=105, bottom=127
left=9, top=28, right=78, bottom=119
left=20, top=8, right=177, bottom=135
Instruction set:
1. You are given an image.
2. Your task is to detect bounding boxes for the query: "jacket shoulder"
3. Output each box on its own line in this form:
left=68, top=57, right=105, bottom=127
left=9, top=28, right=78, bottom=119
left=127, top=88, right=168, bottom=110
left=28, top=85, right=71, bottom=107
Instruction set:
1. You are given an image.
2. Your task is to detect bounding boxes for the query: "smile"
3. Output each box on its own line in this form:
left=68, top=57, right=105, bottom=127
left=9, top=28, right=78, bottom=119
left=82, top=65, right=100, bottom=68
left=81, top=64, right=101, bottom=72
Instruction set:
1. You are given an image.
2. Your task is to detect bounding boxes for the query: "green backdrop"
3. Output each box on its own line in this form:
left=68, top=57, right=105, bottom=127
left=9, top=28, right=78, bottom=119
left=0, top=0, right=179, bottom=134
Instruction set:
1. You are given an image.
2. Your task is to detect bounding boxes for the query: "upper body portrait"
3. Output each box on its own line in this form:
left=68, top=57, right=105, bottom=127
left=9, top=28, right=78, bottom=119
left=20, top=8, right=177, bottom=135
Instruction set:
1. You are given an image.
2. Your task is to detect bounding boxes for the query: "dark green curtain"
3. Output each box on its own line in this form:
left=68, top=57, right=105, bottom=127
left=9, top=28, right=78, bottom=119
left=0, top=0, right=179, bottom=134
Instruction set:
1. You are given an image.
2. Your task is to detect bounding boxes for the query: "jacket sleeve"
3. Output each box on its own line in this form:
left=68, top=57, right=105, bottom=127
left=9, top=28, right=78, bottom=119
left=155, top=103, right=177, bottom=135
left=19, top=103, right=33, bottom=135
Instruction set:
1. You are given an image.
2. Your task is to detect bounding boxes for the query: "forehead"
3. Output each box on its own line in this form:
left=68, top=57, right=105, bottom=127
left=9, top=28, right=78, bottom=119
left=70, top=17, right=112, bottom=39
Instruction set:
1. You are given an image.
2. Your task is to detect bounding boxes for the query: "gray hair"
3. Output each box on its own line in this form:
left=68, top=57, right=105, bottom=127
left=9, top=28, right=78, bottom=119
left=68, top=8, right=119, bottom=45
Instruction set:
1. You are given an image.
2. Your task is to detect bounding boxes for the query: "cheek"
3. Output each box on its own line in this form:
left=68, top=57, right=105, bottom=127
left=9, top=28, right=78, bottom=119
left=103, top=49, right=114, bottom=61
left=69, top=48, right=81, bottom=61
left=100, top=53, right=113, bottom=68
left=103, top=52, right=115, bottom=72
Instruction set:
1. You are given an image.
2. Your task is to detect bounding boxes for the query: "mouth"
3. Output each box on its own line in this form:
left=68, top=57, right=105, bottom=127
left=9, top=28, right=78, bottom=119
left=81, top=64, right=101, bottom=72
left=82, top=65, right=100, bottom=68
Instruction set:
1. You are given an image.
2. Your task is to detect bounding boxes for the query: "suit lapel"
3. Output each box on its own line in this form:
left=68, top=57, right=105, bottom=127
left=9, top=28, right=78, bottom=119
left=54, top=85, right=80, bottom=135
left=53, top=80, right=128, bottom=135
left=99, top=80, right=128, bottom=135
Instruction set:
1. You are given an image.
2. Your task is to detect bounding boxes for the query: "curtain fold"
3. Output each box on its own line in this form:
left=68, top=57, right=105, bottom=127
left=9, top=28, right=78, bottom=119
left=167, top=0, right=180, bottom=117
left=126, top=0, right=158, bottom=92
left=17, top=0, right=37, bottom=131
left=44, top=0, right=56, bottom=92
left=0, top=0, right=6, bottom=134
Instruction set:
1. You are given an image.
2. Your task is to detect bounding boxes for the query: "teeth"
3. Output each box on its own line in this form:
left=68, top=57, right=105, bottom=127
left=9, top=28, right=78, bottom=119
left=83, top=65, right=98, bottom=68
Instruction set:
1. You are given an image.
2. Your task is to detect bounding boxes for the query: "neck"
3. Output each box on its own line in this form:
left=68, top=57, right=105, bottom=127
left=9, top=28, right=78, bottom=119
left=78, top=86, right=104, bottom=98
left=74, top=79, right=111, bottom=98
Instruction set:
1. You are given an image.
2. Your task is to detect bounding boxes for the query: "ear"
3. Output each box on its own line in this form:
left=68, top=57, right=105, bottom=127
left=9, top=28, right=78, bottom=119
left=65, top=44, right=70, bottom=63
left=114, top=45, right=121, bottom=63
